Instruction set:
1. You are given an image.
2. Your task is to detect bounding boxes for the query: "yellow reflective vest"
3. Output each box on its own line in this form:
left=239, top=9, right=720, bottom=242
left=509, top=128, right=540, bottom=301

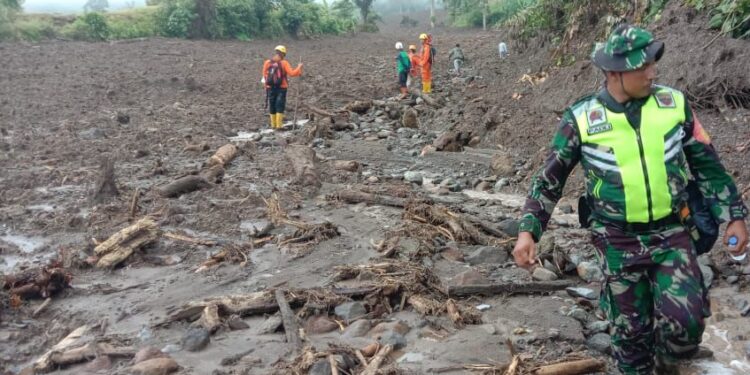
left=573, top=86, right=689, bottom=223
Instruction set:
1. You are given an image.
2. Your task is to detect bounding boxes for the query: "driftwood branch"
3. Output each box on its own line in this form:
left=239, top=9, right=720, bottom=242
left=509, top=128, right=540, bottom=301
left=275, top=290, right=303, bottom=352
left=94, top=218, right=160, bottom=268
left=331, top=190, right=407, bottom=208
left=532, top=358, right=606, bottom=375
left=446, top=280, right=575, bottom=297
left=361, top=344, right=393, bottom=375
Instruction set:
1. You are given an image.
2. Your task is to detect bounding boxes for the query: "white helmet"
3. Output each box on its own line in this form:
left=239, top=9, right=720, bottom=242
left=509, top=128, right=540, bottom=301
left=395, top=42, right=404, bottom=50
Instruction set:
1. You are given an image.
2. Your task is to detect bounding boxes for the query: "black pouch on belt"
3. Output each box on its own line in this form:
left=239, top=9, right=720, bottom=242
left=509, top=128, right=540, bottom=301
left=578, top=194, right=592, bottom=229
left=685, top=180, right=719, bottom=255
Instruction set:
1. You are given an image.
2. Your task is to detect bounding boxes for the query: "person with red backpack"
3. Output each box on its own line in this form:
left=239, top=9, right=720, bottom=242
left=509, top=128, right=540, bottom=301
left=262, top=45, right=303, bottom=129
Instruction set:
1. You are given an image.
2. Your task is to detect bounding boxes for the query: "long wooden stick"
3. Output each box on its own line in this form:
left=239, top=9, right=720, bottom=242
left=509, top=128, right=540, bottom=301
left=447, top=280, right=574, bottom=297
left=292, top=55, right=303, bottom=130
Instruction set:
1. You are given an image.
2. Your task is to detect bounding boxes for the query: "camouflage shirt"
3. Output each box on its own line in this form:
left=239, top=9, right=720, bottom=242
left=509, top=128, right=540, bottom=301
left=519, top=88, right=748, bottom=241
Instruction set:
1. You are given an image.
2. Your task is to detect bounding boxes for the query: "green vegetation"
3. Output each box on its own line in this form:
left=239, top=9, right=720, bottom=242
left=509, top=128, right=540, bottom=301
left=1, top=0, right=361, bottom=41
left=446, top=0, right=750, bottom=40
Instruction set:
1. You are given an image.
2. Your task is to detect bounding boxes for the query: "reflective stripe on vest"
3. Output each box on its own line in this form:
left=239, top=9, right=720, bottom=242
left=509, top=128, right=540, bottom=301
left=574, top=87, right=686, bottom=223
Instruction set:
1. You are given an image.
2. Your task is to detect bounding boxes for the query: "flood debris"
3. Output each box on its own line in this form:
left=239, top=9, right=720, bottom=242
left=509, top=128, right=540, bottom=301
left=93, top=217, right=160, bottom=268
left=3, top=266, right=72, bottom=300
left=264, top=192, right=340, bottom=257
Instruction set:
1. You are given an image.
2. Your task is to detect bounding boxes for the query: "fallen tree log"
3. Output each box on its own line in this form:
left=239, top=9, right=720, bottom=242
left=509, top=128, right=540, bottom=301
left=33, top=325, right=90, bottom=372
left=533, top=358, right=606, bottom=375
left=330, top=189, right=407, bottom=208
left=157, top=175, right=210, bottom=198
left=94, top=218, right=160, bottom=268
left=304, top=104, right=337, bottom=117
left=206, top=143, right=238, bottom=168
left=343, top=100, right=372, bottom=114
left=446, top=279, right=575, bottom=297
left=284, top=145, right=320, bottom=189
left=275, top=290, right=303, bottom=352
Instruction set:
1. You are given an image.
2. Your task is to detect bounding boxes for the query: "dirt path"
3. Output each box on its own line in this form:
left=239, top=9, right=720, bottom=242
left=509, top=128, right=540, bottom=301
left=1, top=11, right=750, bottom=375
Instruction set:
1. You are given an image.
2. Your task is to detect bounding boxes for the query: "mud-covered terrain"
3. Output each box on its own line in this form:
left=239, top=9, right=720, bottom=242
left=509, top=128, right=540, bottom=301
left=1, top=4, right=750, bottom=375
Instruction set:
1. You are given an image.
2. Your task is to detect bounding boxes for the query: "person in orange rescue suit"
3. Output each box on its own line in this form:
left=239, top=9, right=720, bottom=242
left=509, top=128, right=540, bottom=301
left=419, top=33, right=433, bottom=93
left=262, top=45, right=303, bottom=129
left=407, top=44, right=421, bottom=88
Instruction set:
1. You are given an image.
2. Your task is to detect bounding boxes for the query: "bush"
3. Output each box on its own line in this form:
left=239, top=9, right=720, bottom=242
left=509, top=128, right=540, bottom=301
left=13, top=18, right=58, bottom=40
left=107, top=8, right=159, bottom=39
left=62, top=12, right=110, bottom=40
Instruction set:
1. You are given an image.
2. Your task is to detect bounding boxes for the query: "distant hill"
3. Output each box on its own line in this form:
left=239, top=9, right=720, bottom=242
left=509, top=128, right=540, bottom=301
left=23, top=0, right=147, bottom=14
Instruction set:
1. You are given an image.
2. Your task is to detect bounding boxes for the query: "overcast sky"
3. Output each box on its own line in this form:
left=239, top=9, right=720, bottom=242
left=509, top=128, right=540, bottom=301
left=24, top=0, right=147, bottom=13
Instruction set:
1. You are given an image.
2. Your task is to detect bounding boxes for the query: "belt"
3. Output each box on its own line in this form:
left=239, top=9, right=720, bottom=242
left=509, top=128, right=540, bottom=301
left=598, top=213, right=683, bottom=233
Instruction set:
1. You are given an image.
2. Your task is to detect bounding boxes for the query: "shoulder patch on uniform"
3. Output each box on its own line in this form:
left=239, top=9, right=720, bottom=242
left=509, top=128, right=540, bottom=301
left=586, top=106, right=608, bottom=127
left=655, top=91, right=675, bottom=108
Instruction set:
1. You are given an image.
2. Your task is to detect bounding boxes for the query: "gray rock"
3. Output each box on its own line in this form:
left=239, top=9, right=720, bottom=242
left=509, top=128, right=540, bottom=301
left=342, top=319, right=371, bottom=338
left=586, top=320, right=609, bottom=334
left=532, top=267, right=558, bottom=281
left=481, top=324, right=498, bottom=335
left=378, top=330, right=407, bottom=349
left=181, top=327, right=210, bottom=352
left=452, top=269, right=490, bottom=286
left=493, top=178, right=509, bottom=192
left=727, top=275, right=740, bottom=284
left=377, top=130, right=392, bottom=139
left=78, top=128, right=106, bottom=140
left=397, top=352, right=424, bottom=363
left=586, top=333, right=611, bottom=354
left=699, top=264, right=714, bottom=288
left=559, top=204, right=574, bottom=214
left=309, top=359, right=331, bottom=375
left=566, top=287, right=598, bottom=300
left=257, top=314, right=283, bottom=334
left=466, top=246, right=508, bottom=265
left=577, top=261, right=604, bottom=283
left=745, top=342, right=750, bottom=359
left=404, top=171, right=423, bottom=185
left=335, top=302, right=367, bottom=323
left=227, top=317, right=250, bottom=330
left=498, top=219, right=520, bottom=237
left=440, top=178, right=462, bottom=192
left=567, top=307, right=589, bottom=323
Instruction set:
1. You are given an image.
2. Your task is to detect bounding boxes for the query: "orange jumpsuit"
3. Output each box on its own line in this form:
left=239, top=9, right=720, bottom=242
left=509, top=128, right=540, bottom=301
left=420, top=40, right=433, bottom=93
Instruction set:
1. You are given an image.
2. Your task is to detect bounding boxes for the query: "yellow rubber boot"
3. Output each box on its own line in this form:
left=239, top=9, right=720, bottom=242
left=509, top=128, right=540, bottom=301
left=277, top=113, right=285, bottom=129
left=270, top=114, right=276, bottom=128
left=422, top=81, right=432, bottom=94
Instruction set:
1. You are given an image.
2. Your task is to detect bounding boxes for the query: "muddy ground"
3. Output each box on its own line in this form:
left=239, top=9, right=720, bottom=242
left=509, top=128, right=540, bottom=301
left=1, top=5, right=750, bottom=375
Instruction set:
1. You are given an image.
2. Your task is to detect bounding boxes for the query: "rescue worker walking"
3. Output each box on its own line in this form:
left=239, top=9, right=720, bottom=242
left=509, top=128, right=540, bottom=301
left=407, top=44, right=421, bottom=88
left=512, top=25, right=748, bottom=375
left=262, top=45, right=303, bottom=129
left=395, top=42, right=411, bottom=99
left=419, top=33, right=434, bottom=93
left=448, top=43, right=465, bottom=76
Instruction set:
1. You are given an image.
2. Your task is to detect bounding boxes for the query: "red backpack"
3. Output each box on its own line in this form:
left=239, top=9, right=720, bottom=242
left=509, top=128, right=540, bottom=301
left=266, top=60, right=285, bottom=88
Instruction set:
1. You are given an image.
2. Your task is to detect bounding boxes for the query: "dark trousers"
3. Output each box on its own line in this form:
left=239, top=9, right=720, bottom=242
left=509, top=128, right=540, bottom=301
left=268, top=88, right=287, bottom=114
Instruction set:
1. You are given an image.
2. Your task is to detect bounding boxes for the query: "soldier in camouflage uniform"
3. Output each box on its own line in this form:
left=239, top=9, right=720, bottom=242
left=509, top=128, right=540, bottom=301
left=512, top=24, right=749, bottom=375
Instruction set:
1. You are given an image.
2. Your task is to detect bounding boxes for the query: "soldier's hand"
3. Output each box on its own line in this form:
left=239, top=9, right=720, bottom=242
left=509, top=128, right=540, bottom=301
left=512, top=231, right=538, bottom=270
left=725, top=219, right=749, bottom=256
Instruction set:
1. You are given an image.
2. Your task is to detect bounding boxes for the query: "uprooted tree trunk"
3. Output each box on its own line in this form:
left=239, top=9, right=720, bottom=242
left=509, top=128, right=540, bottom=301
left=157, top=175, right=211, bottom=198
left=94, top=218, right=161, bottom=268
left=3, top=267, right=72, bottom=299
left=285, top=145, right=321, bottom=190
left=92, top=157, right=118, bottom=204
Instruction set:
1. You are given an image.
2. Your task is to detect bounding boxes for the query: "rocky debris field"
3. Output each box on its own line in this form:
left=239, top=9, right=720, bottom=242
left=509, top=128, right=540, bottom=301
left=1, top=5, right=750, bottom=375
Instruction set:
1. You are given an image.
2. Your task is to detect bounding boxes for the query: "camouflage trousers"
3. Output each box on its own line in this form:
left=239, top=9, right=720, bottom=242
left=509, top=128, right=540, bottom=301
left=590, top=221, right=711, bottom=375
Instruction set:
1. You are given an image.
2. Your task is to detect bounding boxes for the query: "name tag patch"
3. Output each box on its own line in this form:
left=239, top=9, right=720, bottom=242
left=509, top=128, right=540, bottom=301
left=588, top=123, right=613, bottom=135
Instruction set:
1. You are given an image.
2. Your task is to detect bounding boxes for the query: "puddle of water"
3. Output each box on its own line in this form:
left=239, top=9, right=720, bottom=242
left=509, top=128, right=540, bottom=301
left=1, top=234, right=47, bottom=253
